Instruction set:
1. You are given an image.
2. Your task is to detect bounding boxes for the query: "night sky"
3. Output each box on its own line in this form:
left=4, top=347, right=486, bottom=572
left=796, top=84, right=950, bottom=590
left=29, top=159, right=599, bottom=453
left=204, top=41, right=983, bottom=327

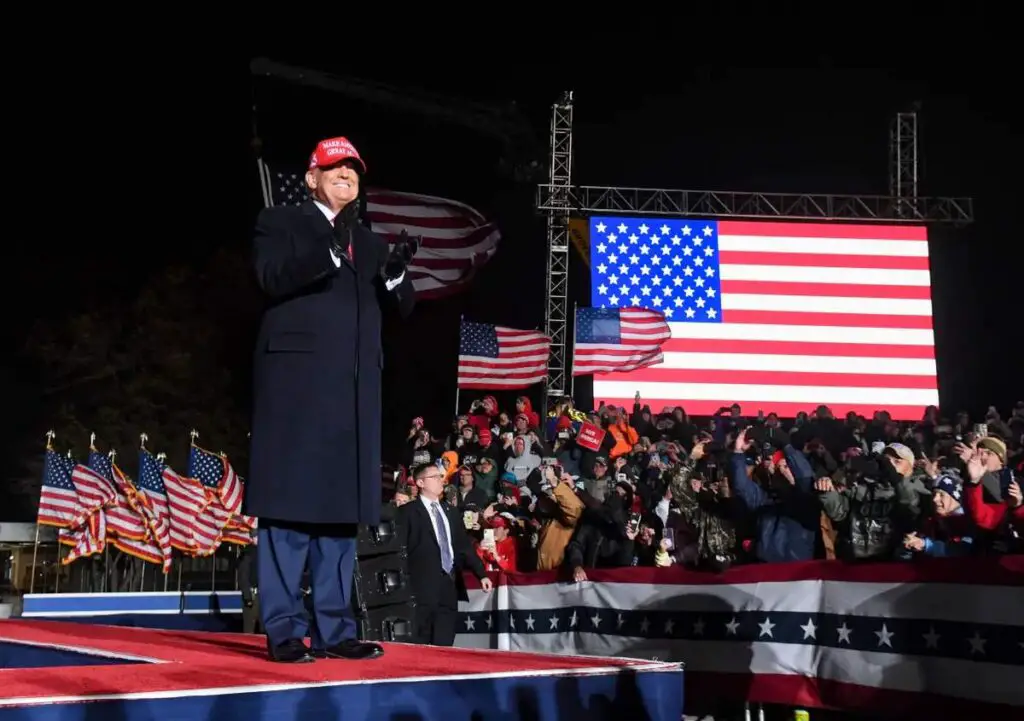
left=6, top=59, right=1022, bottom=494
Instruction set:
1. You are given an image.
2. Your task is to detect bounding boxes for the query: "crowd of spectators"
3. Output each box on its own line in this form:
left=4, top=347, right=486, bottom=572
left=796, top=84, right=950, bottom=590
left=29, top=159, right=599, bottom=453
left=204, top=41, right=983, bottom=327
left=390, top=395, right=1023, bottom=575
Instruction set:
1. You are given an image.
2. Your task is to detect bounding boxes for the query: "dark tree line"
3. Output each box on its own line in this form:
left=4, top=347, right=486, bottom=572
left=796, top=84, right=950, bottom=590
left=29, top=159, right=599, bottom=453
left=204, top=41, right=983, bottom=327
left=10, top=248, right=261, bottom=515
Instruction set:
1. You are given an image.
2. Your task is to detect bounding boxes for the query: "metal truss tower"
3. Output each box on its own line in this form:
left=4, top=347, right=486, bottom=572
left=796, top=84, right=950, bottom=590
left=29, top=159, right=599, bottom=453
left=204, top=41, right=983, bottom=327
left=890, top=111, right=919, bottom=217
left=538, top=94, right=974, bottom=404
left=542, top=92, right=574, bottom=399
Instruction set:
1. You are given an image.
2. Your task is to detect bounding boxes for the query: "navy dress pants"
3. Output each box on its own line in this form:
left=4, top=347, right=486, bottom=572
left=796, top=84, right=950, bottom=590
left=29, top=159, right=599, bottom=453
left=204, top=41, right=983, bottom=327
left=257, top=519, right=358, bottom=649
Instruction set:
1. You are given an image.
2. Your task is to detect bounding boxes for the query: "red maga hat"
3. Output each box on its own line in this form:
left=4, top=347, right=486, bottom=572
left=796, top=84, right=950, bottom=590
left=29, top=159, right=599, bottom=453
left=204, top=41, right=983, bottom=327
left=308, top=136, right=366, bottom=173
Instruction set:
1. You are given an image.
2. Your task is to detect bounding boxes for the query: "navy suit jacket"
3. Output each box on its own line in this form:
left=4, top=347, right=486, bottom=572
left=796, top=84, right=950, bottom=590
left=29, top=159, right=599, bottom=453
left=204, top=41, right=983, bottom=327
left=247, top=200, right=414, bottom=526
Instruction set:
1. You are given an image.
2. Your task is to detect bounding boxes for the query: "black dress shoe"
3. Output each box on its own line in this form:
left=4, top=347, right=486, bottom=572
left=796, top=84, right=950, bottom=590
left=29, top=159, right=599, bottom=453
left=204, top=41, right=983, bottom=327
left=312, top=639, right=384, bottom=660
left=268, top=639, right=315, bottom=663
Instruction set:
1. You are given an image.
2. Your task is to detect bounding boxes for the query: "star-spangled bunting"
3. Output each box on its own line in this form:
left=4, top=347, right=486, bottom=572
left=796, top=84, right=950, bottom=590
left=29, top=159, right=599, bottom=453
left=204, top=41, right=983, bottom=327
left=457, top=606, right=1022, bottom=666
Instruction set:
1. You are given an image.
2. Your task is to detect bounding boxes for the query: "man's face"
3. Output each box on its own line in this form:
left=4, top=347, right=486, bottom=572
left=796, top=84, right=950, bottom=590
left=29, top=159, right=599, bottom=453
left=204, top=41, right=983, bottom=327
left=416, top=469, right=446, bottom=498
left=884, top=452, right=912, bottom=478
left=593, top=461, right=607, bottom=477
left=932, top=488, right=959, bottom=516
left=639, top=525, right=655, bottom=545
left=977, top=447, right=1002, bottom=472
left=515, top=417, right=528, bottom=433
left=307, top=161, right=360, bottom=209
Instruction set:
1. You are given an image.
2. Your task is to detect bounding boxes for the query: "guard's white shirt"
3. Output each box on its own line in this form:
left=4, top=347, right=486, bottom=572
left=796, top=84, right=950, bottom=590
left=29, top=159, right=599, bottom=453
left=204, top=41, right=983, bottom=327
left=313, top=199, right=404, bottom=290
left=420, top=494, right=454, bottom=568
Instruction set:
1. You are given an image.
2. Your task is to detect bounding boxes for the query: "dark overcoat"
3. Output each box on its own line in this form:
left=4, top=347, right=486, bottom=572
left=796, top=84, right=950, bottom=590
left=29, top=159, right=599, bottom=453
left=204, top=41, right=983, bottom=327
left=246, top=199, right=414, bottom=526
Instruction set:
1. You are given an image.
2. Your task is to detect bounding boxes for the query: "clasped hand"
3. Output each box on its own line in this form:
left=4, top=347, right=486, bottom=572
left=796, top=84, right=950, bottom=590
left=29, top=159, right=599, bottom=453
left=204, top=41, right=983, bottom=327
left=383, top=230, right=420, bottom=281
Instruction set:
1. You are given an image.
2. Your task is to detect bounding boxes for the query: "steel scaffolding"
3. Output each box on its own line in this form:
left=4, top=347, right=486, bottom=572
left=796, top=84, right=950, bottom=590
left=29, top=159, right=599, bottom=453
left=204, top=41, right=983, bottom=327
left=890, top=111, right=920, bottom=218
left=538, top=92, right=974, bottom=400
left=541, top=92, right=575, bottom=399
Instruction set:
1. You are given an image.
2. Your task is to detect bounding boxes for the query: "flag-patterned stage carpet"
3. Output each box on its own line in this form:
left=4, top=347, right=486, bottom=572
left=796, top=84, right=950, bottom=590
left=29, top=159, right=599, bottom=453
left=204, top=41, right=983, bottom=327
left=0, top=620, right=683, bottom=721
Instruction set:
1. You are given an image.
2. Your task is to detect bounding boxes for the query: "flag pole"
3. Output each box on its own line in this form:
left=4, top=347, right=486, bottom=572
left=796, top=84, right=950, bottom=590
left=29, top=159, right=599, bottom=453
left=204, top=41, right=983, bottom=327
left=454, top=315, right=463, bottom=417
left=30, top=430, right=55, bottom=594
left=570, top=302, right=577, bottom=399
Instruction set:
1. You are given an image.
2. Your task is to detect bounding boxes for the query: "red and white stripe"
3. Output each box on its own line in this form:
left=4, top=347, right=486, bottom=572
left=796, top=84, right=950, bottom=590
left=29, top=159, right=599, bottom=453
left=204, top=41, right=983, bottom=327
left=70, top=464, right=116, bottom=528
left=573, top=307, right=672, bottom=375
left=593, top=221, right=937, bottom=419
left=457, top=327, right=551, bottom=390
left=367, top=189, right=501, bottom=299
left=105, top=487, right=150, bottom=543
left=216, top=462, right=243, bottom=516
left=37, top=486, right=78, bottom=529
left=161, top=466, right=221, bottom=555
left=106, top=463, right=165, bottom=567
left=60, top=512, right=106, bottom=564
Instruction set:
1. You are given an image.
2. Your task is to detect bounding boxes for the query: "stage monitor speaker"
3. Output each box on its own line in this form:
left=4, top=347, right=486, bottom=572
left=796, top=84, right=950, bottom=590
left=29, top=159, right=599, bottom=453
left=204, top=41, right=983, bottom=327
left=357, top=504, right=403, bottom=559
left=353, top=502, right=417, bottom=642
left=357, top=601, right=416, bottom=642
left=353, top=551, right=414, bottom=611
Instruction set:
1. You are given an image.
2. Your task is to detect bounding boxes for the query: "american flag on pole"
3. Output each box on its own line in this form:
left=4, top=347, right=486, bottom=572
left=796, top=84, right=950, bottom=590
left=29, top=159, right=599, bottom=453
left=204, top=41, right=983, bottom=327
left=86, top=450, right=164, bottom=565
left=188, top=444, right=254, bottom=547
left=457, top=320, right=551, bottom=390
left=36, top=448, right=77, bottom=530
left=265, top=165, right=501, bottom=299
left=588, top=217, right=937, bottom=419
left=572, top=306, right=671, bottom=376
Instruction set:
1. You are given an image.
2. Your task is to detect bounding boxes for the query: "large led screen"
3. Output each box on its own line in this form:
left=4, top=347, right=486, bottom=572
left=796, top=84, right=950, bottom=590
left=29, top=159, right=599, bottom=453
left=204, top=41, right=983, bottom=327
left=587, top=217, right=936, bottom=420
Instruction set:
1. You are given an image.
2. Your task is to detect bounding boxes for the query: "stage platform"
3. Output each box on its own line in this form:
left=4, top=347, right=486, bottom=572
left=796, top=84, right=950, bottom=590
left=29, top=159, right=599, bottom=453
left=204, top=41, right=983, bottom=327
left=0, top=619, right=684, bottom=721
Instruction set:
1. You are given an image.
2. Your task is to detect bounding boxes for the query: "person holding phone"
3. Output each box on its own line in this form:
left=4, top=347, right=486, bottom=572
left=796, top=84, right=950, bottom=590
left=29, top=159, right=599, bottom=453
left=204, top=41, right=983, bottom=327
left=476, top=515, right=519, bottom=573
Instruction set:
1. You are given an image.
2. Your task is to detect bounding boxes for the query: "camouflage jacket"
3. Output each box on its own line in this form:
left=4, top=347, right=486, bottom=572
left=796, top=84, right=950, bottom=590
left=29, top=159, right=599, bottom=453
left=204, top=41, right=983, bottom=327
left=668, top=459, right=737, bottom=567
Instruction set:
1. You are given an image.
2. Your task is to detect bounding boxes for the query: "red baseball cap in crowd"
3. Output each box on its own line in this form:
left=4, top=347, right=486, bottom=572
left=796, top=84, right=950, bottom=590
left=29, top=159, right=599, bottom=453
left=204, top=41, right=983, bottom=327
left=308, top=136, right=367, bottom=173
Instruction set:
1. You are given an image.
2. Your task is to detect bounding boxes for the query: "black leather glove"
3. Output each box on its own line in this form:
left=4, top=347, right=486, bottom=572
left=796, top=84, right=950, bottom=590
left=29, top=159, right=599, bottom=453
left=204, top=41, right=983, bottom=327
left=383, top=230, right=420, bottom=280
left=330, top=202, right=361, bottom=257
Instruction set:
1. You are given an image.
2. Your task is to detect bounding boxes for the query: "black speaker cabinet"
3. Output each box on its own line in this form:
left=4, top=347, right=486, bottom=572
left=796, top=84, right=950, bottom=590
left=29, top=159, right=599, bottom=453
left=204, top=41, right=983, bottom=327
left=357, top=601, right=416, bottom=642
left=353, top=551, right=415, bottom=612
left=357, top=504, right=403, bottom=559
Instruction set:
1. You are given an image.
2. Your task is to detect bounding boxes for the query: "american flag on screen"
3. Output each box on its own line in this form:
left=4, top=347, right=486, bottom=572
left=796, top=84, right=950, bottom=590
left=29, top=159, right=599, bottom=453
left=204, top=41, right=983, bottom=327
left=457, top=320, right=551, bottom=390
left=588, top=217, right=937, bottom=420
left=572, top=306, right=671, bottom=376
left=266, top=167, right=501, bottom=299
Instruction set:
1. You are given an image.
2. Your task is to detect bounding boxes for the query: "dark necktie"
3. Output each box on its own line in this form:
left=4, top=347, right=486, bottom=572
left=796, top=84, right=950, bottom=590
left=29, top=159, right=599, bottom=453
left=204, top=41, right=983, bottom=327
left=432, top=502, right=454, bottom=574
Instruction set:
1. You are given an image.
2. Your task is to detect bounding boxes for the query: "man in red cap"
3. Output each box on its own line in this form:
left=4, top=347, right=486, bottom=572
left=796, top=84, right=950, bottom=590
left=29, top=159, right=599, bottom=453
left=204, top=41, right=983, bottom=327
left=247, top=136, right=416, bottom=663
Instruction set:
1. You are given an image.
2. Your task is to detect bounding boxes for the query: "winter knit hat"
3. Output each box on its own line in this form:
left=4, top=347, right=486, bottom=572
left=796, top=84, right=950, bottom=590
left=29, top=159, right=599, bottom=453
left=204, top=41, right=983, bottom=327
left=933, top=471, right=963, bottom=503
